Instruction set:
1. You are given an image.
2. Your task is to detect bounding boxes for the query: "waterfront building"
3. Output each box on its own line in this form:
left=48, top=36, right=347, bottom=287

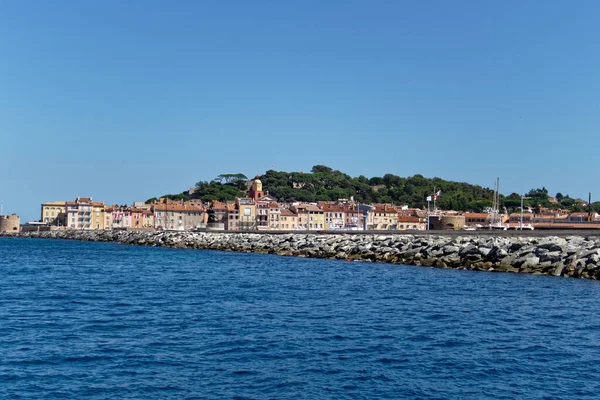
left=256, top=200, right=270, bottom=230
left=367, top=204, right=398, bottom=230
left=268, top=203, right=281, bottom=230
left=104, top=206, right=114, bottom=229
left=291, top=203, right=324, bottom=230
left=322, top=205, right=347, bottom=230
left=397, top=216, right=425, bottom=231
left=280, top=208, right=298, bottom=230
left=344, top=207, right=366, bottom=230
left=509, top=212, right=533, bottom=225
left=65, top=198, right=105, bottom=230
left=40, top=201, right=67, bottom=226
left=464, top=213, right=490, bottom=228
left=569, top=212, right=592, bottom=222
left=153, top=199, right=206, bottom=231
left=236, top=198, right=256, bottom=230
left=226, top=202, right=240, bottom=231
left=0, top=214, right=20, bottom=233
left=131, top=207, right=154, bottom=229
left=208, top=201, right=228, bottom=228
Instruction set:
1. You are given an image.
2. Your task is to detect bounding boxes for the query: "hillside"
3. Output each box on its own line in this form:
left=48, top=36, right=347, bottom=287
left=151, top=165, right=598, bottom=213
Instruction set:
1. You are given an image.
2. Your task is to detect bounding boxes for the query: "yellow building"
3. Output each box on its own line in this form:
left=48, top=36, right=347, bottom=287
left=280, top=208, right=298, bottom=230
left=41, top=201, right=67, bottom=226
left=236, top=198, right=256, bottom=230
left=92, top=201, right=105, bottom=229
left=367, top=204, right=398, bottom=230
left=292, top=204, right=325, bottom=230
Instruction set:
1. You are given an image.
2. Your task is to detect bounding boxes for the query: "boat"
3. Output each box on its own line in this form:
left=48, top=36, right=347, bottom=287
left=488, top=178, right=509, bottom=230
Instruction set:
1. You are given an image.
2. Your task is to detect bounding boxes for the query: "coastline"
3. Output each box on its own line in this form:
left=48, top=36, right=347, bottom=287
left=3, top=230, right=600, bottom=280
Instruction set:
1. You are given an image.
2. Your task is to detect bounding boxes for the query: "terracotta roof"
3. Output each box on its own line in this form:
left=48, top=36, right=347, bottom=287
left=322, top=205, right=347, bottom=213
left=131, top=208, right=154, bottom=214
left=372, top=204, right=398, bottom=213
left=42, top=201, right=66, bottom=206
left=397, top=216, right=420, bottom=223
left=280, top=209, right=297, bottom=217
left=464, top=213, right=489, bottom=219
left=529, top=222, right=600, bottom=229
left=509, top=213, right=533, bottom=218
left=569, top=212, right=589, bottom=217
left=210, top=201, right=228, bottom=210
left=153, top=203, right=204, bottom=212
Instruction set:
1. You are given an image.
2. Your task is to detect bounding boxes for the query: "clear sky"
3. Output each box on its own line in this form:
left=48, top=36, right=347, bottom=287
left=2, top=0, right=599, bottom=222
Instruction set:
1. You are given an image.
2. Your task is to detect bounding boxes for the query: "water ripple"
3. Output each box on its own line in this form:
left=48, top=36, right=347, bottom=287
left=2, top=237, right=600, bottom=399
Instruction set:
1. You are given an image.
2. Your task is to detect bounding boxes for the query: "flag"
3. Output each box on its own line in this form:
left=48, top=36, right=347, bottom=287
left=435, top=190, right=441, bottom=201
left=426, top=196, right=432, bottom=202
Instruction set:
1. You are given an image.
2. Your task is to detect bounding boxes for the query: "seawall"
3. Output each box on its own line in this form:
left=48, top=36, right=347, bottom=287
left=3, top=230, right=600, bottom=279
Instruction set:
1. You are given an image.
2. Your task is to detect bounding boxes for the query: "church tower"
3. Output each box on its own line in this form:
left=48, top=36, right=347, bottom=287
left=249, top=178, right=264, bottom=200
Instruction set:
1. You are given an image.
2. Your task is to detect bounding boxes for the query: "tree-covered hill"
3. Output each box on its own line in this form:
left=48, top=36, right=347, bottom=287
left=148, top=165, right=600, bottom=213
left=260, top=165, right=496, bottom=211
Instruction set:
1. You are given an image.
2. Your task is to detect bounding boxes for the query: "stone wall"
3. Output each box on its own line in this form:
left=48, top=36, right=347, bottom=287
left=4, top=230, right=600, bottom=280
left=429, top=215, right=465, bottom=230
left=0, top=215, right=20, bottom=233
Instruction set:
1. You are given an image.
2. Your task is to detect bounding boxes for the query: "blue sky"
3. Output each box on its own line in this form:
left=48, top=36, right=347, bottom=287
left=1, top=0, right=599, bottom=221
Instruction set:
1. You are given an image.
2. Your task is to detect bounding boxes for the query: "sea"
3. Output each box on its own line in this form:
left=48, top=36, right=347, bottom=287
left=1, top=237, right=600, bottom=399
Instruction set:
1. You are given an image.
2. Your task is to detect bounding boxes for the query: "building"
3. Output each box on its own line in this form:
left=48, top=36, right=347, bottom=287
left=0, top=214, right=20, bottom=233
left=568, top=212, right=592, bottom=222
left=110, top=206, right=131, bottom=229
left=464, top=213, right=490, bottom=228
left=248, top=179, right=264, bottom=200
left=322, top=205, right=346, bottom=230
left=256, top=200, right=270, bottom=230
left=208, top=201, right=228, bottom=229
left=367, top=204, right=398, bottom=230
left=104, top=206, right=114, bottom=229
left=131, top=207, right=154, bottom=229
left=226, top=202, right=240, bottom=231
left=237, top=198, right=256, bottom=230
left=153, top=200, right=206, bottom=231
left=344, top=207, right=366, bottom=230
left=65, top=198, right=105, bottom=230
left=40, top=201, right=67, bottom=226
left=397, top=216, right=425, bottom=231
left=429, top=215, right=466, bottom=230
left=268, top=203, right=281, bottom=230
left=509, top=213, right=533, bottom=224
left=280, top=208, right=298, bottom=230
left=291, top=204, right=325, bottom=230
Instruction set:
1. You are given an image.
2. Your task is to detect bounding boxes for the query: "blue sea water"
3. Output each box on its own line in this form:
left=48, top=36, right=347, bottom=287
left=1, top=238, right=600, bottom=399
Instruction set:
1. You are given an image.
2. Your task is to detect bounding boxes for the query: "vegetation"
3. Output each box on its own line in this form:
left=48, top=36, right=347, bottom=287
left=258, top=166, right=496, bottom=210
left=147, top=165, right=596, bottom=214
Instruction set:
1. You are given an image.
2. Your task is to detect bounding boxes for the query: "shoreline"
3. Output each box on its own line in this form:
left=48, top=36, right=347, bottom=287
left=3, top=230, right=600, bottom=280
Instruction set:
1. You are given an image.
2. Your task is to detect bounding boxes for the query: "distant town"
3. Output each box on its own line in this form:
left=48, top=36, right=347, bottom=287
left=2, top=175, right=599, bottom=235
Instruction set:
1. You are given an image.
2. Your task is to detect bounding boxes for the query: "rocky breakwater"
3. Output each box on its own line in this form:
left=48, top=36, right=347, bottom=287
left=6, top=230, right=600, bottom=279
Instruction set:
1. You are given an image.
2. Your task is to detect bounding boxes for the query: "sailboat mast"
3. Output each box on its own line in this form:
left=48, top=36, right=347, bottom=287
left=496, top=178, right=500, bottom=219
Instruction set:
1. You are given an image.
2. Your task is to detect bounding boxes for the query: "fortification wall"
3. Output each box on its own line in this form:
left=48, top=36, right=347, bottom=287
left=0, top=215, right=20, bottom=233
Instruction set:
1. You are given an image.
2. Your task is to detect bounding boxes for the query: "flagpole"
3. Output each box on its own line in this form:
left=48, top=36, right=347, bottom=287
left=433, top=186, right=436, bottom=213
